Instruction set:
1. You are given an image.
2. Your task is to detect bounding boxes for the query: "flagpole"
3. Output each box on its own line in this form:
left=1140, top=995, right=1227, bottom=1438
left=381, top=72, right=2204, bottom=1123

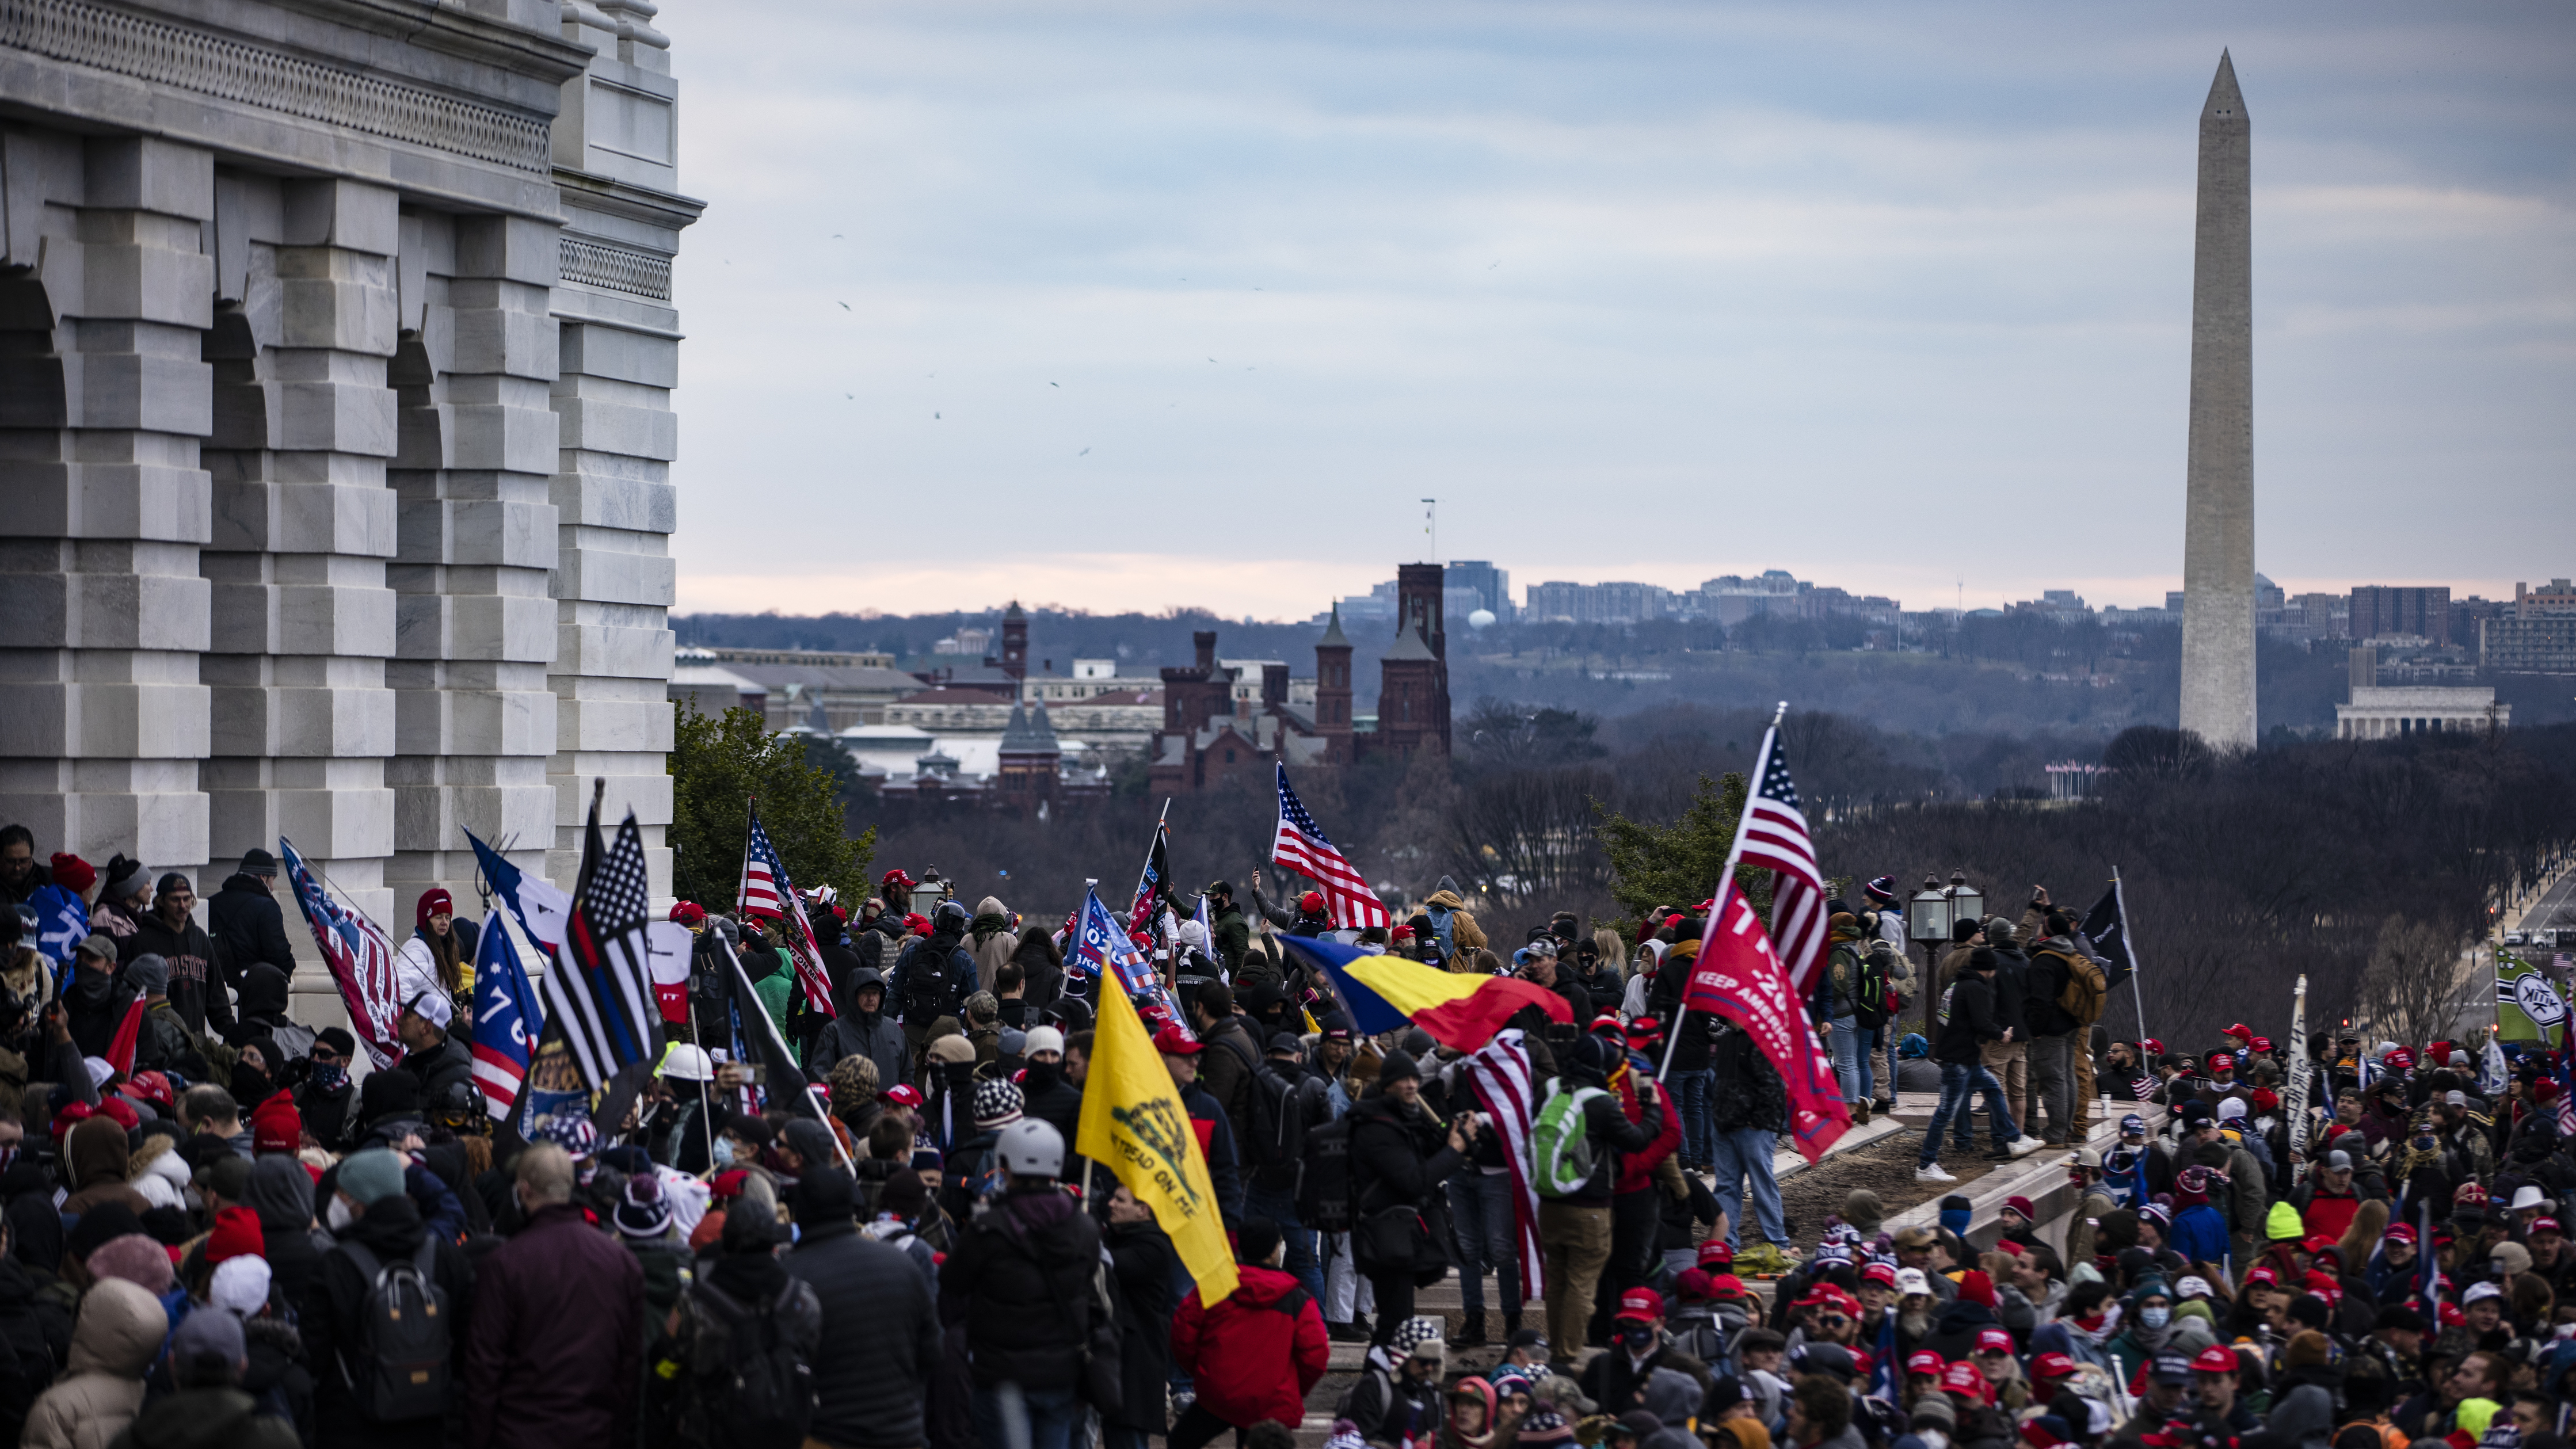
left=1661, top=700, right=1788, bottom=1081
left=2116, top=867, right=2148, bottom=1048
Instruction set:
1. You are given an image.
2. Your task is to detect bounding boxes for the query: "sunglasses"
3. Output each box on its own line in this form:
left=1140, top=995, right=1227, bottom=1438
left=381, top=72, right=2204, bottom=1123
left=1817, top=1315, right=1851, bottom=1329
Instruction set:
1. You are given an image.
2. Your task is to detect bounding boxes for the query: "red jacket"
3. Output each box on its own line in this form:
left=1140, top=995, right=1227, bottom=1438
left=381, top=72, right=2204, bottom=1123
left=1170, top=1263, right=1329, bottom=1428
left=1613, top=1063, right=1683, bottom=1195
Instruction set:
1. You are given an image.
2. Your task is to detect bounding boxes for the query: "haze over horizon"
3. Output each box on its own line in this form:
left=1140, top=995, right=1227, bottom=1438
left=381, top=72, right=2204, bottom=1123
left=664, top=1, right=2575, bottom=623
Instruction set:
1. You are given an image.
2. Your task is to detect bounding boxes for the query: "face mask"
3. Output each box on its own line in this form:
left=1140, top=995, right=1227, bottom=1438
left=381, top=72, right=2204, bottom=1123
left=1619, top=1325, right=1655, bottom=1354
left=309, top=1062, right=348, bottom=1092
left=712, top=1137, right=737, bottom=1169
left=2141, top=1306, right=2171, bottom=1329
left=326, top=1196, right=353, bottom=1232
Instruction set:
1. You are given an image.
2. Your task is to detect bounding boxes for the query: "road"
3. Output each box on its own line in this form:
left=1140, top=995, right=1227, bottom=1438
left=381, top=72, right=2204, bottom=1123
left=2512, top=864, right=2576, bottom=945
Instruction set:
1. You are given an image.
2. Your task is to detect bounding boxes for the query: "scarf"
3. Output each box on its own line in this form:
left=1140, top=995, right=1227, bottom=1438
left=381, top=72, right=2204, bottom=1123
left=970, top=912, right=1011, bottom=946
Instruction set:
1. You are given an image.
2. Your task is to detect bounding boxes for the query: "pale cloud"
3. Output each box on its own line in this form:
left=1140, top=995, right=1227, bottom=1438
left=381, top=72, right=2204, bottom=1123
left=656, top=1, right=2576, bottom=617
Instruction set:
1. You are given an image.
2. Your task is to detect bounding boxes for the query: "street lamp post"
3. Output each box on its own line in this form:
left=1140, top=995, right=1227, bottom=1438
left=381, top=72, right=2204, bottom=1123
left=1908, top=875, right=1955, bottom=1084
left=1939, top=869, right=1983, bottom=1040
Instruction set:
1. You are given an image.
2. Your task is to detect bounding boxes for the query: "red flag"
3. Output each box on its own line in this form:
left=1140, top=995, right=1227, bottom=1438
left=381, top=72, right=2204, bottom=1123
left=1687, top=881, right=1851, bottom=1163
left=104, top=996, right=147, bottom=1077
left=1412, top=977, right=1572, bottom=1055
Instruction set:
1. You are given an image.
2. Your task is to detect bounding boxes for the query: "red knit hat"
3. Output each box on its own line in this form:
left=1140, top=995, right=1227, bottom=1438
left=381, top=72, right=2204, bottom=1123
left=49, top=853, right=96, bottom=894
left=95, top=1096, right=139, bottom=1131
left=416, top=887, right=453, bottom=929
left=1299, top=891, right=1325, bottom=913
left=205, top=1206, right=265, bottom=1265
left=251, top=1093, right=302, bottom=1155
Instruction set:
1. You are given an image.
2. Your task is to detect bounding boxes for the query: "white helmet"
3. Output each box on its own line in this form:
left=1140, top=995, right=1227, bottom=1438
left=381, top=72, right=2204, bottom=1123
left=661, top=1043, right=715, bottom=1082
left=996, top=1119, right=1065, bottom=1179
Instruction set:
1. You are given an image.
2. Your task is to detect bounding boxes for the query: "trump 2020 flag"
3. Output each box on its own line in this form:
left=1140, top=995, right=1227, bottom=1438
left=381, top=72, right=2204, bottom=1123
left=280, top=837, right=403, bottom=1070
left=1071, top=886, right=1186, bottom=1033
left=1689, top=880, right=1851, bottom=1162
left=471, top=910, right=543, bottom=1119
left=28, top=884, right=87, bottom=967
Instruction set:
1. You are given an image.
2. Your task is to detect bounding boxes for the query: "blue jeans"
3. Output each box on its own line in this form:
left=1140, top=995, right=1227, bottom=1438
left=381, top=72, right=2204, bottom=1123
left=1709, top=1125, right=1790, bottom=1248
left=974, top=1383, right=1082, bottom=1449
left=1922, top=1058, right=2018, bottom=1164
left=1828, top=1016, right=1874, bottom=1104
left=1668, top=1067, right=1717, bottom=1169
left=1245, top=1180, right=1323, bottom=1305
left=1446, top=1170, right=1521, bottom=1314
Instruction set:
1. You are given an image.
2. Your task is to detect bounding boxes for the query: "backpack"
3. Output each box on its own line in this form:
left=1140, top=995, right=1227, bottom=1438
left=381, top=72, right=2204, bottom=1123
left=678, top=1277, right=824, bottom=1449
left=900, top=945, right=951, bottom=1020
left=336, top=1237, right=451, bottom=1423
left=1298, top=1115, right=1353, bottom=1233
left=1530, top=1083, right=1605, bottom=1198
left=1854, top=948, right=1891, bottom=1031
left=2053, top=948, right=2106, bottom=1026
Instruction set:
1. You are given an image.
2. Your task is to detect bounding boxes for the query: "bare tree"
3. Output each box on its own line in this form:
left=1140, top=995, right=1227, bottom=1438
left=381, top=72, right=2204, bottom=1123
left=2354, top=914, right=2486, bottom=1050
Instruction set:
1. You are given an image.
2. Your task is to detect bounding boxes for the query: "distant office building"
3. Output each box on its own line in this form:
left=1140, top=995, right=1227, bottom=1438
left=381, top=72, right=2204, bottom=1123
left=1446, top=561, right=1513, bottom=621
left=2289, top=593, right=2349, bottom=639
left=2482, top=578, right=2576, bottom=676
left=2349, top=585, right=2451, bottom=645
left=1525, top=581, right=1678, bottom=624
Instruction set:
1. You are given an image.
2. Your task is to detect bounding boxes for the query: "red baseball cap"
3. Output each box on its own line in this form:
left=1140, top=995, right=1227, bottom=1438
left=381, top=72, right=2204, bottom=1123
left=1697, top=1239, right=1736, bottom=1266
left=2192, top=1345, right=2239, bottom=1375
left=2384, top=1223, right=2416, bottom=1244
left=2250, top=1036, right=2273, bottom=1053
left=2208, top=1053, right=2234, bottom=1070
left=881, top=1084, right=924, bottom=1108
left=1151, top=1024, right=1205, bottom=1056
left=669, top=901, right=707, bottom=926
left=1975, top=1328, right=2014, bottom=1354
left=1907, top=1351, right=1946, bottom=1376
left=2223, top=1023, right=2252, bottom=1040
left=1941, top=1360, right=1989, bottom=1400
left=1862, top=1261, right=1899, bottom=1287
left=2531, top=1216, right=2562, bottom=1236
left=1614, top=1287, right=1664, bottom=1323
left=2243, top=1265, right=2278, bottom=1286
left=2384, top=1047, right=2415, bottom=1071
left=1705, top=1273, right=1747, bottom=1299
left=2031, top=1352, right=2078, bottom=1380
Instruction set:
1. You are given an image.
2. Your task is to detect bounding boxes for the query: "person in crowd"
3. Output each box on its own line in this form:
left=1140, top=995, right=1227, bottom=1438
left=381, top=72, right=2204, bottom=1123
left=395, top=887, right=477, bottom=1004
left=1538, top=1034, right=1668, bottom=1363
left=939, top=1118, right=1103, bottom=1449
left=1918, top=948, right=2042, bottom=1181
left=207, top=848, right=298, bottom=988
left=785, top=1163, right=943, bottom=1449
left=303, top=1147, right=477, bottom=1449
left=464, top=1143, right=643, bottom=1448
left=122, top=872, right=233, bottom=1036
left=1349, top=1047, right=1479, bottom=1347
left=1169, top=1218, right=1329, bottom=1449
left=21, top=1277, right=165, bottom=1449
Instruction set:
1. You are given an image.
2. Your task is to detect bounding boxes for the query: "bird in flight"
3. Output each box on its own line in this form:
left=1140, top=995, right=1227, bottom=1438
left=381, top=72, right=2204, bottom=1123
left=934, top=411, right=942, bottom=420
left=1050, top=382, right=1059, bottom=388
left=1079, top=448, right=1091, bottom=456
left=837, top=302, right=849, bottom=310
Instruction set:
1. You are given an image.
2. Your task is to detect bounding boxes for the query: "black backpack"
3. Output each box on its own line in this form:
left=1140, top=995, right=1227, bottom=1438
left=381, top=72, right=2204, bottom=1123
left=336, top=1237, right=450, bottom=1423
left=900, top=945, right=950, bottom=1020
left=1297, top=1115, right=1352, bottom=1233
left=1243, top=1062, right=1308, bottom=1177
left=679, top=1278, right=824, bottom=1449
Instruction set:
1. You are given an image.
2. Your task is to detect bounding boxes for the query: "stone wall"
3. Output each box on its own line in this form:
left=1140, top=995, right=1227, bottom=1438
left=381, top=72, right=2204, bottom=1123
left=0, top=0, right=699, bottom=1016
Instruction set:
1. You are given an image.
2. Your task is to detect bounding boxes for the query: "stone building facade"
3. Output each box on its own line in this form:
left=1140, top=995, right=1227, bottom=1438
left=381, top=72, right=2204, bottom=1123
left=1, top=0, right=698, bottom=958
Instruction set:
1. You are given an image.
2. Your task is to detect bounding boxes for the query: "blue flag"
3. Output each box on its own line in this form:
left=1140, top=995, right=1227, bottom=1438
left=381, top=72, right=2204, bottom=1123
left=1067, top=887, right=1184, bottom=1031
left=1278, top=933, right=1411, bottom=1035
left=27, top=884, right=87, bottom=968
left=1870, top=1298, right=1899, bottom=1401
left=469, top=910, right=542, bottom=1120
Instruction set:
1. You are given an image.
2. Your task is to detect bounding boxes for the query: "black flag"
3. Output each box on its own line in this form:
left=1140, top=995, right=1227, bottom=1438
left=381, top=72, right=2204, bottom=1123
left=2081, top=880, right=2137, bottom=992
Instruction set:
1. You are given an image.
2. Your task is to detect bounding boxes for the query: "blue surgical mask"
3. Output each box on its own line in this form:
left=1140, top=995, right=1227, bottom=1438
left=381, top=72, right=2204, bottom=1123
left=2141, top=1306, right=2171, bottom=1329
left=712, top=1137, right=737, bottom=1169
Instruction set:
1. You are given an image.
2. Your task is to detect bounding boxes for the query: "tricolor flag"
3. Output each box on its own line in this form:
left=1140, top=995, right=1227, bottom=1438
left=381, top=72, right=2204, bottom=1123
left=738, top=809, right=836, bottom=1017
left=1279, top=933, right=1569, bottom=1052
left=1271, top=764, right=1388, bottom=931
left=470, top=909, right=542, bottom=1120
left=280, top=837, right=403, bottom=1070
left=543, top=794, right=663, bottom=1090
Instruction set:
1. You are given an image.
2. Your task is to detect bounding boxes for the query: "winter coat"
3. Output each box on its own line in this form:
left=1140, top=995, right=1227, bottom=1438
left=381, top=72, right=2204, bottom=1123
left=1709, top=1020, right=1789, bottom=1134
left=106, top=1383, right=302, bottom=1449
left=1178, top=1081, right=1246, bottom=1225
left=967, top=897, right=1019, bottom=994
left=1647, top=942, right=1712, bottom=1073
left=1171, top=1262, right=1328, bottom=1429
left=890, top=932, right=976, bottom=1024
left=0, top=1255, right=70, bottom=1444
left=1936, top=974, right=2005, bottom=1064
left=1986, top=943, right=2032, bottom=1035
left=21, top=1278, right=163, bottom=1449
left=62, top=1116, right=153, bottom=1220
left=302, top=1193, right=477, bottom=1449
left=397, top=1032, right=474, bottom=1109
left=121, top=913, right=233, bottom=1037
left=207, top=873, right=298, bottom=986
left=243, top=1156, right=328, bottom=1313
left=1103, top=1217, right=1177, bottom=1433
left=1019, top=1059, right=1085, bottom=1162
left=1577, top=1344, right=1702, bottom=1425
left=1207, top=902, right=1252, bottom=977
left=1348, top=1092, right=1465, bottom=1229
left=393, top=918, right=478, bottom=998
left=2022, top=947, right=2079, bottom=1038
left=783, top=1217, right=942, bottom=1449
left=1422, top=890, right=1485, bottom=969
left=940, top=1186, right=1104, bottom=1391
left=461, top=1199, right=641, bottom=1448
left=1194, top=1015, right=1263, bottom=1147
left=809, top=966, right=910, bottom=1089
left=1009, top=928, right=1066, bottom=1017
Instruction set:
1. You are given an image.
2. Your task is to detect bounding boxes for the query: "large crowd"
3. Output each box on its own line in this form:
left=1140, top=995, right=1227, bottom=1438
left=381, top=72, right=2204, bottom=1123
left=0, top=825, right=2571, bottom=1449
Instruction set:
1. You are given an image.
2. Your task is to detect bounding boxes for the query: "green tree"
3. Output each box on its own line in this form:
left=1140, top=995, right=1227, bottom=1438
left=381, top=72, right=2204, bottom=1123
left=1591, top=772, right=1772, bottom=922
left=669, top=703, right=875, bottom=910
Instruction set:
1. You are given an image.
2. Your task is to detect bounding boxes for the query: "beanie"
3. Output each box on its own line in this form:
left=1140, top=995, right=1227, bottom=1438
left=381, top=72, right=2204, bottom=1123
left=87, top=1233, right=176, bottom=1293
left=48, top=853, right=96, bottom=895
left=124, top=954, right=170, bottom=996
left=205, top=1205, right=265, bottom=1264
left=338, top=1149, right=407, bottom=1206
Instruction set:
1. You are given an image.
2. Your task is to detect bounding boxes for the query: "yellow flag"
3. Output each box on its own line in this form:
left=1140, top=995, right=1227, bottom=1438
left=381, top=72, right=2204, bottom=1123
left=1077, top=970, right=1240, bottom=1305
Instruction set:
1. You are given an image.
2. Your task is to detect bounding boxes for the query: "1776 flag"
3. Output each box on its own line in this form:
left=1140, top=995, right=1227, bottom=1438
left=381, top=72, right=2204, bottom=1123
left=1737, top=723, right=1830, bottom=998
left=738, top=808, right=836, bottom=1017
left=546, top=791, right=662, bottom=1090
left=470, top=911, right=542, bottom=1119
left=1272, top=764, right=1388, bottom=931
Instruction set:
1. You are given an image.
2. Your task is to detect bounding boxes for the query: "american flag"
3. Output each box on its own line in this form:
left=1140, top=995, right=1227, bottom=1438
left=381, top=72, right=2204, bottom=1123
left=546, top=797, right=662, bottom=1090
left=1738, top=723, right=1829, bottom=998
left=279, top=837, right=402, bottom=1069
left=740, top=810, right=836, bottom=1016
left=1461, top=1029, right=1546, bottom=1301
left=2558, top=1048, right=2575, bottom=1138
left=1272, top=764, right=1388, bottom=931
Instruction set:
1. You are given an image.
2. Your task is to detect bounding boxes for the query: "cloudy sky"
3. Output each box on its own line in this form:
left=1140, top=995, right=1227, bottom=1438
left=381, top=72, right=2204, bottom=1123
left=658, top=1, right=2575, bottom=621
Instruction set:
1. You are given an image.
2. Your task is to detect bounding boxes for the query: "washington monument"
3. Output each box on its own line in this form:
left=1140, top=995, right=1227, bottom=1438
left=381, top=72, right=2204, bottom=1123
left=2178, top=51, right=2257, bottom=751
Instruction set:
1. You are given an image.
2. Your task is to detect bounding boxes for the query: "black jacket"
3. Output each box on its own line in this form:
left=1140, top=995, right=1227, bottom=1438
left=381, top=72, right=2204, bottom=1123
left=0, top=1256, right=68, bottom=1445
left=398, top=1033, right=473, bottom=1109
left=1019, top=1060, right=1085, bottom=1162
left=890, top=933, right=976, bottom=1024
left=1984, top=944, right=2030, bottom=1039
left=1935, top=974, right=2005, bottom=1064
left=1348, top=1092, right=1464, bottom=1219
left=1562, top=1081, right=1666, bottom=1207
left=208, top=872, right=298, bottom=986
left=2021, top=947, right=2079, bottom=1038
left=784, top=1220, right=942, bottom=1449
left=1008, top=930, right=1065, bottom=1017
left=1194, top=1015, right=1262, bottom=1147
left=1179, top=1081, right=1245, bottom=1227
left=938, top=1187, right=1104, bottom=1391
left=302, top=1194, right=478, bottom=1449
left=1708, top=1020, right=1788, bottom=1133
left=809, top=967, right=909, bottom=1089
left=1103, top=1217, right=1177, bottom=1432
left=1647, top=954, right=1712, bottom=1073
left=122, top=912, right=234, bottom=1036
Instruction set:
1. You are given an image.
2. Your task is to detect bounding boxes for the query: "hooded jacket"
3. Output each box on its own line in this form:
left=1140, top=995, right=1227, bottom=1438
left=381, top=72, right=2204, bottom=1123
left=784, top=1199, right=942, bottom=1449
left=891, top=926, right=975, bottom=1024
left=1420, top=889, right=1485, bottom=970
left=807, top=966, right=908, bottom=1088
left=21, top=1277, right=164, bottom=1449
left=62, top=1116, right=153, bottom=1219
left=207, top=872, right=298, bottom=986
left=120, top=911, right=233, bottom=1037
left=302, top=1192, right=477, bottom=1449
left=1103, top=1216, right=1176, bottom=1433
left=1171, top=1261, right=1328, bottom=1428
left=967, top=897, right=1018, bottom=994
left=0, top=1254, right=69, bottom=1444
left=1008, top=928, right=1065, bottom=1017
left=245, top=1155, right=330, bottom=1312
left=939, top=1185, right=1105, bottom=1391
